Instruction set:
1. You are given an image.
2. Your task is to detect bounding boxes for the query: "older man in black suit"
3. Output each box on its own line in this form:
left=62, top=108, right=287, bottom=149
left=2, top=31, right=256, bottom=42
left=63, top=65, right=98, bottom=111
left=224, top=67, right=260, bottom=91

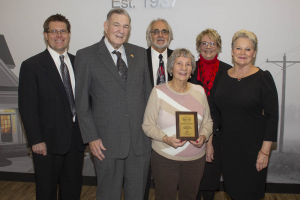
left=18, top=14, right=85, bottom=200
left=144, top=18, right=174, bottom=200
left=75, top=8, right=152, bottom=200
left=146, top=18, right=174, bottom=87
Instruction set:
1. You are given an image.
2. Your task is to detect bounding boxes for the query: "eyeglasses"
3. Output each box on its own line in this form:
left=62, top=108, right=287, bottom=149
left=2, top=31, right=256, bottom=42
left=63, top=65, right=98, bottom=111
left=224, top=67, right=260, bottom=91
left=47, top=29, right=69, bottom=35
left=150, top=29, right=169, bottom=35
left=200, top=42, right=217, bottom=47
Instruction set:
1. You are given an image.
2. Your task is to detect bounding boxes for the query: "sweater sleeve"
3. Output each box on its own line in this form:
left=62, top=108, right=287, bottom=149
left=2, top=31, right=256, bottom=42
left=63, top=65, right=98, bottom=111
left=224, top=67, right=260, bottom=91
left=199, top=92, right=213, bottom=142
left=142, top=88, right=167, bottom=141
left=260, top=70, right=279, bottom=142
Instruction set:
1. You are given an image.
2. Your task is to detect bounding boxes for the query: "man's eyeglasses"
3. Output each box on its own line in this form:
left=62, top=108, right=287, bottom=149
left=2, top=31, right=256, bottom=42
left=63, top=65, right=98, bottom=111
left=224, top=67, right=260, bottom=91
left=150, top=29, right=169, bottom=36
left=200, top=42, right=217, bottom=47
left=47, top=29, right=69, bottom=35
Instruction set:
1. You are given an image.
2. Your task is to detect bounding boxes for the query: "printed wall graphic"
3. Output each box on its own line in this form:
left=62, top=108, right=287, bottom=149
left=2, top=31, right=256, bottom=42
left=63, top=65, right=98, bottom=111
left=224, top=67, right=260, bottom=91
left=0, top=0, right=299, bottom=184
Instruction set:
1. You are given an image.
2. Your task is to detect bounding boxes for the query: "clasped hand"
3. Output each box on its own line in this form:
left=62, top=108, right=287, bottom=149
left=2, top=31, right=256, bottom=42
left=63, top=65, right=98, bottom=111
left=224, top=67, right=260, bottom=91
left=162, top=135, right=206, bottom=149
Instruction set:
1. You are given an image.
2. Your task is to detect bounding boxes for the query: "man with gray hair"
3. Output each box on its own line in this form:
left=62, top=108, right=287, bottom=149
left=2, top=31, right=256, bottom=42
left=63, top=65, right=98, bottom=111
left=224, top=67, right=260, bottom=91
left=75, top=8, right=152, bottom=200
left=146, top=18, right=174, bottom=87
left=144, top=18, right=174, bottom=200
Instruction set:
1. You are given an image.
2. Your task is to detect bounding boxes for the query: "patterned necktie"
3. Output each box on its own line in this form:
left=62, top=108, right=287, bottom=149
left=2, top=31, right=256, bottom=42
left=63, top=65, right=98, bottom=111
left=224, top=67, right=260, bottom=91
left=112, top=50, right=128, bottom=83
left=59, top=55, right=76, bottom=117
left=156, top=54, right=165, bottom=85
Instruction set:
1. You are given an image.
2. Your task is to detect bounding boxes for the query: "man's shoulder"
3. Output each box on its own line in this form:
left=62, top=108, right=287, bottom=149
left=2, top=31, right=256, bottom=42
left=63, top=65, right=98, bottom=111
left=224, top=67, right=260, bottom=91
left=77, top=41, right=100, bottom=54
left=22, top=50, right=49, bottom=64
left=124, top=42, right=146, bottom=52
left=68, top=52, right=75, bottom=59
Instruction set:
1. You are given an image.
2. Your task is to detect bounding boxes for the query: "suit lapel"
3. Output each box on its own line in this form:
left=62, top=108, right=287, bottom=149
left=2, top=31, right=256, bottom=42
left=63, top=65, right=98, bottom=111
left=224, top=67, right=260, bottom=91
left=42, top=50, right=69, bottom=107
left=147, top=47, right=154, bottom=87
left=124, top=43, right=136, bottom=88
left=98, top=37, right=125, bottom=87
left=167, top=48, right=173, bottom=57
left=167, top=48, right=173, bottom=82
left=68, top=53, right=75, bottom=71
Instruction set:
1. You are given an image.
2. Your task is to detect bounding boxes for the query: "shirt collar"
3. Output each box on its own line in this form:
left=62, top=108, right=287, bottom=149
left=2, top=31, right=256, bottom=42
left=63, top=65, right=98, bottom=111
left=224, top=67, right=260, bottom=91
left=47, top=46, right=68, bottom=61
left=104, top=37, right=125, bottom=55
left=151, top=46, right=167, bottom=59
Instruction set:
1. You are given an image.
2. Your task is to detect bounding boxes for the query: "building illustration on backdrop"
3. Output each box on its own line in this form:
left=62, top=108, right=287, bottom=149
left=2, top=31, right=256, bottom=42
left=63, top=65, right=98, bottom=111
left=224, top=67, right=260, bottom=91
left=0, top=34, right=27, bottom=167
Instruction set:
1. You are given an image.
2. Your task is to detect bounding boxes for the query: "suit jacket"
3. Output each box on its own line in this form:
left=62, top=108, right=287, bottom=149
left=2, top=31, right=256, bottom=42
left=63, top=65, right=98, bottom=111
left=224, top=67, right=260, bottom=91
left=75, top=37, right=152, bottom=158
left=146, top=47, right=173, bottom=87
left=191, top=60, right=232, bottom=94
left=18, top=49, right=85, bottom=154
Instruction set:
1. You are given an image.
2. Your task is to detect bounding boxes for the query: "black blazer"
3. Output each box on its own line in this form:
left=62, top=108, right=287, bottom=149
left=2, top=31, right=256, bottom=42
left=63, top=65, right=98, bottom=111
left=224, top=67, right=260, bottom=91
left=18, top=49, right=85, bottom=154
left=146, top=47, right=173, bottom=87
left=191, top=60, right=232, bottom=97
left=191, top=60, right=232, bottom=136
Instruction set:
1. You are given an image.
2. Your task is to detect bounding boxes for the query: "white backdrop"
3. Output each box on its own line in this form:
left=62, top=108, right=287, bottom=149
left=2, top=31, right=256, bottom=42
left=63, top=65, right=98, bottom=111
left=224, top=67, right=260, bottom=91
left=1, top=0, right=300, bottom=183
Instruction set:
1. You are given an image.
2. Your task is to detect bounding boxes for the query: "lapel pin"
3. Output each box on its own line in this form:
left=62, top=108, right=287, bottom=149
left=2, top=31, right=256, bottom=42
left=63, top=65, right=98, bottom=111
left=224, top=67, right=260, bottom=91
left=131, top=54, right=134, bottom=58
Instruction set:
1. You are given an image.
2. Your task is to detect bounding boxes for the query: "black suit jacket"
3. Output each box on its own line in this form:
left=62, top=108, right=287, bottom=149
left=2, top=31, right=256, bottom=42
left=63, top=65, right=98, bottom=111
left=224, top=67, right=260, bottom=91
left=146, top=47, right=173, bottom=87
left=18, top=49, right=85, bottom=154
left=191, top=60, right=232, bottom=94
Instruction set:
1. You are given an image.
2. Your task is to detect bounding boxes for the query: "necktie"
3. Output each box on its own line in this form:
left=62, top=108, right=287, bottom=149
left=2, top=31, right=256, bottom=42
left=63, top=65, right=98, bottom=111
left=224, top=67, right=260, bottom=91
left=112, top=50, right=128, bottom=83
left=156, top=54, right=165, bottom=85
left=59, top=55, right=76, bottom=117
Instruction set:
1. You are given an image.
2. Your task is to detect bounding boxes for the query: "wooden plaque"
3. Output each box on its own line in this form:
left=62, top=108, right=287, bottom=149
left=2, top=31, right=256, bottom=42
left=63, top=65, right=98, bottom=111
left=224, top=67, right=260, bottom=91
left=176, top=111, right=198, bottom=141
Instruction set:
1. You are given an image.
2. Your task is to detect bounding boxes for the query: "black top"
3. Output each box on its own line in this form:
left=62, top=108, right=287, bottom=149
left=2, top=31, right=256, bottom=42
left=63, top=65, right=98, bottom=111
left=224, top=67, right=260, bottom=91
left=210, top=69, right=279, bottom=199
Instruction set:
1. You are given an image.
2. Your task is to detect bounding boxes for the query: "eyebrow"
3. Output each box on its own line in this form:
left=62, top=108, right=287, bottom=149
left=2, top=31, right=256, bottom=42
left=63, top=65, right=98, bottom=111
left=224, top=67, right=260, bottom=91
left=114, top=22, right=130, bottom=26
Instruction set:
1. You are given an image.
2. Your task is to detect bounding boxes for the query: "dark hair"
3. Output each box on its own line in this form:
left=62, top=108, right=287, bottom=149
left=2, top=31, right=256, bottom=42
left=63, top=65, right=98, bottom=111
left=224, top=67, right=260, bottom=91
left=43, top=14, right=71, bottom=33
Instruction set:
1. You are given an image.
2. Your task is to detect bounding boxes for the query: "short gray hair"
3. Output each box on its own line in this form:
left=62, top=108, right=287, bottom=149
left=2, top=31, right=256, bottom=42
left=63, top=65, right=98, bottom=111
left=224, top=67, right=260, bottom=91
left=167, top=48, right=196, bottom=75
left=106, top=8, right=131, bottom=24
left=146, top=18, right=173, bottom=47
left=231, top=29, right=258, bottom=51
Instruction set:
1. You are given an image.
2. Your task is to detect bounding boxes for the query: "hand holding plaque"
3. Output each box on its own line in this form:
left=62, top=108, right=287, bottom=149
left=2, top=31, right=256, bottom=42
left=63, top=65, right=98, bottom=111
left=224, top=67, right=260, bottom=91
left=176, top=111, right=198, bottom=141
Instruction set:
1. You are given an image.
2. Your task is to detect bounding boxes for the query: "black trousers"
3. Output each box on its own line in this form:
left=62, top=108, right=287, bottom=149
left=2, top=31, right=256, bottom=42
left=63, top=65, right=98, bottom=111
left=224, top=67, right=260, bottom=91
left=32, top=129, right=84, bottom=200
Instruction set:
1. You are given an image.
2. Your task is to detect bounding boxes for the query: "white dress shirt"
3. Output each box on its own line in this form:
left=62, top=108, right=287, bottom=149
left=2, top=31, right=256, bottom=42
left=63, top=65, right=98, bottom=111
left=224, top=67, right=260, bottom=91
left=151, top=47, right=168, bottom=86
left=48, top=46, right=75, bottom=121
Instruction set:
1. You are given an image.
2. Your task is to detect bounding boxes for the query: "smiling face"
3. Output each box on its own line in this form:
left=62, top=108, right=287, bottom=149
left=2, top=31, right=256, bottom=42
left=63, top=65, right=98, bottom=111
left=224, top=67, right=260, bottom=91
left=199, top=34, right=219, bottom=60
left=150, top=20, right=170, bottom=53
left=232, top=37, right=257, bottom=67
left=171, top=55, right=193, bottom=83
left=104, top=13, right=130, bottom=50
left=44, top=21, right=70, bottom=54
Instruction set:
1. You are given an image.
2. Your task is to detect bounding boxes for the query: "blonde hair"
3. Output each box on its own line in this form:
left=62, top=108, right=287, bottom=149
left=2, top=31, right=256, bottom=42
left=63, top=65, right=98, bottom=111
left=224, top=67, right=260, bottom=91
left=231, top=29, right=258, bottom=51
left=196, top=28, right=222, bottom=54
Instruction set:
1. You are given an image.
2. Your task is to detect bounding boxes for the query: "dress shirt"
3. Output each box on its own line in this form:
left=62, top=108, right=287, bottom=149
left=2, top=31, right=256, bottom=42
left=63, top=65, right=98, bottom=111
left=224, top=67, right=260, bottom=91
left=104, top=37, right=128, bottom=67
left=151, top=47, right=168, bottom=86
left=48, top=46, right=75, bottom=121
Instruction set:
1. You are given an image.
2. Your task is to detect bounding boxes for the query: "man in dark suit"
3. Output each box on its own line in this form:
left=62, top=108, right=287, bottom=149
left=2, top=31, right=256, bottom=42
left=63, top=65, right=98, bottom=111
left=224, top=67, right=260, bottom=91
left=75, top=8, right=152, bottom=200
left=18, top=14, right=85, bottom=200
left=146, top=18, right=174, bottom=87
left=144, top=18, right=174, bottom=200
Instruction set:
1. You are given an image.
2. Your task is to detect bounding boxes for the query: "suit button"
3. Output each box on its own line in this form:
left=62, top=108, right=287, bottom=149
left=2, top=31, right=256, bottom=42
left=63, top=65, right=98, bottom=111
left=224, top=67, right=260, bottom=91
left=126, top=95, right=129, bottom=99
left=126, top=114, right=129, bottom=117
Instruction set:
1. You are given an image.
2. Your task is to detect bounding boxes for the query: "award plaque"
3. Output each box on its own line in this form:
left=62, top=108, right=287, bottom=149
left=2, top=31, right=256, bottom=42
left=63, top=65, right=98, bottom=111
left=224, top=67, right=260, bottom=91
left=176, top=111, right=198, bottom=141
